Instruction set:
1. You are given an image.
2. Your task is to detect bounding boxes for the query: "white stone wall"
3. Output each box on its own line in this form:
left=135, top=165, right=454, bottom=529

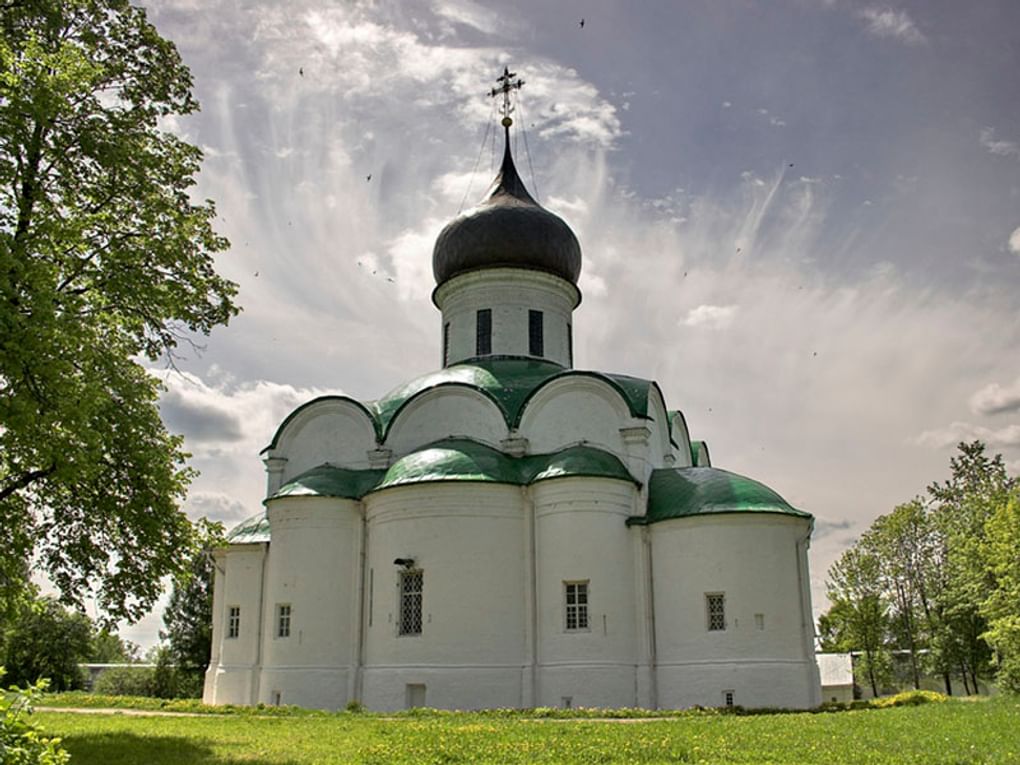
left=257, top=497, right=362, bottom=709
left=533, top=478, right=640, bottom=708
left=434, top=268, right=579, bottom=367
left=651, top=514, right=819, bottom=709
left=361, top=483, right=528, bottom=711
left=519, top=376, right=632, bottom=455
left=205, top=544, right=266, bottom=705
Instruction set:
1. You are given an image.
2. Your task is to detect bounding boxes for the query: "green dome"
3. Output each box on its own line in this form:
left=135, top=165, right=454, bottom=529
left=636, top=467, right=811, bottom=524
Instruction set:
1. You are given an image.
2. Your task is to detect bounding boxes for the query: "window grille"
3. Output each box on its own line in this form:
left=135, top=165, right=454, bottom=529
left=724, top=690, right=734, bottom=707
left=565, top=581, right=589, bottom=631
left=443, top=322, right=450, bottom=365
left=227, top=606, right=240, bottom=638
left=529, top=310, right=544, bottom=356
left=476, top=309, right=492, bottom=356
left=399, top=570, right=423, bottom=636
left=277, top=603, right=291, bottom=638
left=707, top=593, right=726, bottom=631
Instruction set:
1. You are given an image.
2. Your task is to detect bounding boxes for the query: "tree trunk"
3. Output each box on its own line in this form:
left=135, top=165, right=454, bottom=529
left=942, top=672, right=952, bottom=696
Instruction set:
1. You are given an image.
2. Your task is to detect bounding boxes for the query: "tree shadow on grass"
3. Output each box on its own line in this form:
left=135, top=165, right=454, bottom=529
left=60, top=730, right=301, bottom=765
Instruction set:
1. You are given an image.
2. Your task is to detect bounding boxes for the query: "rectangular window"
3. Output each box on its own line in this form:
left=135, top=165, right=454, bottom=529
left=754, top=613, right=765, bottom=631
left=723, top=690, right=734, bottom=708
left=529, top=310, right=544, bottom=356
left=567, top=323, right=573, bottom=365
left=276, top=603, right=291, bottom=638
left=442, top=322, right=450, bottom=366
left=476, top=309, right=492, bottom=356
left=565, top=581, right=589, bottom=631
left=707, top=593, right=726, bottom=631
left=398, top=570, right=423, bottom=636
left=227, top=606, right=240, bottom=639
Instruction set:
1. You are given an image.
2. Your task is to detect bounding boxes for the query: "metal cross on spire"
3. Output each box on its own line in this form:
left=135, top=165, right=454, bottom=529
left=489, top=66, right=524, bottom=128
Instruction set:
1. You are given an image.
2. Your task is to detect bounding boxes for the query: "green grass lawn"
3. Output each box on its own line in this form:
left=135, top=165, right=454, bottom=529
left=36, top=696, right=1019, bottom=765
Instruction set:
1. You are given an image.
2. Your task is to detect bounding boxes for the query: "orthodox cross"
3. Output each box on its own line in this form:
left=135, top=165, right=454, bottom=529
left=490, top=66, right=524, bottom=127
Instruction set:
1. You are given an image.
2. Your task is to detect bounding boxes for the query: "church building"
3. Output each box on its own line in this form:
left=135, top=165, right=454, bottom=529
left=203, top=70, right=822, bottom=712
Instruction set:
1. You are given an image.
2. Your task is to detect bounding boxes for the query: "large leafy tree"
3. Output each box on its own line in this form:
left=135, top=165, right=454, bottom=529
left=2, top=597, right=93, bottom=690
left=0, top=1, right=238, bottom=621
left=161, top=519, right=223, bottom=689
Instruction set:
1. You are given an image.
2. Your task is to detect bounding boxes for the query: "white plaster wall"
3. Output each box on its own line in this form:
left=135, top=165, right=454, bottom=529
left=651, top=514, right=818, bottom=709
left=519, top=377, right=631, bottom=455
left=645, top=388, right=675, bottom=468
left=208, top=545, right=266, bottom=705
left=258, top=496, right=362, bottom=710
left=273, top=399, right=377, bottom=483
left=384, top=386, right=508, bottom=455
left=361, top=483, right=526, bottom=710
left=434, top=268, right=579, bottom=368
left=669, top=412, right=694, bottom=468
left=532, top=478, right=640, bottom=708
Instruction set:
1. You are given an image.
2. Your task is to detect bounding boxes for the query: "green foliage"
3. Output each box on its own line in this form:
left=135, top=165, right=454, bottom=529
left=1, top=671, right=70, bottom=765
left=981, top=496, right=1020, bottom=692
left=822, top=441, right=1019, bottom=696
left=0, top=0, right=239, bottom=622
left=2, top=599, right=92, bottom=691
left=91, top=667, right=154, bottom=697
left=161, top=519, right=223, bottom=693
left=89, top=629, right=139, bottom=664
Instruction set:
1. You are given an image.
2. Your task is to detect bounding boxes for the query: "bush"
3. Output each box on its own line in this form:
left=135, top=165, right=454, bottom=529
left=92, top=666, right=156, bottom=697
left=0, top=670, right=70, bottom=765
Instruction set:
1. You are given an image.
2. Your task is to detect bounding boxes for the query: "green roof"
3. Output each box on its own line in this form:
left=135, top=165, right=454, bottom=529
left=273, top=464, right=386, bottom=499
left=631, top=467, right=811, bottom=525
left=265, top=358, right=664, bottom=451
left=269, top=438, right=638, bottom=504
left=225, top=511, right=271, bottom=544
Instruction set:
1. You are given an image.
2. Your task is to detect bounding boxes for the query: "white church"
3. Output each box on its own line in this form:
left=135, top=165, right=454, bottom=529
left=203, top=71, right=822, bottom=712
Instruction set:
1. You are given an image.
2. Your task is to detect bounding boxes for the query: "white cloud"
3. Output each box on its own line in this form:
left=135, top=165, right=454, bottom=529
left=682, top=304, right=738, bottom=329
left=858, top=7, right=926, bottom=45
left=970, top=377, right=1020, bottom=416
left=432, top=0, right=505, bottom=35
left=1009, top=226, right=1020, bottom=255
left=914, top=422, right=1020, bottom=450
left=980, top=127, right=1020, bottom=159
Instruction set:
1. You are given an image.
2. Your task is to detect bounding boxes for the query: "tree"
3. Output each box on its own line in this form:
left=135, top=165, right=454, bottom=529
left=2, top=597, right=92, bottom=691
left=161, top=518, right=223, bottom=695
left=926, top=441, right=1012, bottom=693
left=981, top=494, right=1020, bottom=692
left=90, top=628, right=139, bottom=664
left=825, top=546, right=893, bottom=697
left=0, top=0, right=238, bottom=621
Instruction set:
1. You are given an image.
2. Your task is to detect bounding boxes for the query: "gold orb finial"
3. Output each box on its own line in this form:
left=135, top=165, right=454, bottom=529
left=501, top=116, right=512, bottom=128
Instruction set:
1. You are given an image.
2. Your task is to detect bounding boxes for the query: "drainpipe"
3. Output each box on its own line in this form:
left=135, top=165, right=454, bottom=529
left=352, top=504, right=368, bottom=704
left=643, top=525, right=658, bottom=710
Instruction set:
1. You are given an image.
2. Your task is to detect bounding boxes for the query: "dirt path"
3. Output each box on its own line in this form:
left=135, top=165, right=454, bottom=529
left=37, top=706, right=220, bottom=718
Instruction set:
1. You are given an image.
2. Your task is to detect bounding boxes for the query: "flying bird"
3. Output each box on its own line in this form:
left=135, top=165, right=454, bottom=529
left=579, top=18, right=585, bottom=28
left=366, top=174, right=372, bottom=182
left=299, top=67, right=304, bottom=76
left=788, top=163, right=794, bottom=168
left=253, top=271, right=259, bottom=277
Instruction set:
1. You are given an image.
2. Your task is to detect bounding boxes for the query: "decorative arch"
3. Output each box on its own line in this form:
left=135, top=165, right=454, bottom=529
left=383, top=383, right=509, bottom=454
left=517, top=374, right=635, bottom=453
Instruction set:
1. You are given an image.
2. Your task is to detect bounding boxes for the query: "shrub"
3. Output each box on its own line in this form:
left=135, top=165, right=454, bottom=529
left=92, top=666, right=156, bottom=697
left=871, top=690, right=948, bottom=708
left=0, top=670, right=70, bottom=765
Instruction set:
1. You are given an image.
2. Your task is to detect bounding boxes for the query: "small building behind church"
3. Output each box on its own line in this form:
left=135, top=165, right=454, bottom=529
left=203, top=71, right=822, bottom=712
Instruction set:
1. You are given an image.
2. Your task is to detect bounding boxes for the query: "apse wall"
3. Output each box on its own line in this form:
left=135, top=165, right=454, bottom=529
left=360, top=482, right=527, bottom=711
left=257, top=496, right=363, bottom=709
left=532, top=477, right=641, bottom=708
left=651, top=513, right=818, bottom=709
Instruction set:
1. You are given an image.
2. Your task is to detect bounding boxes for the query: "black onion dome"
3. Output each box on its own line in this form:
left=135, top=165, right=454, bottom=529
left=432, top=134, right=582, bottom=287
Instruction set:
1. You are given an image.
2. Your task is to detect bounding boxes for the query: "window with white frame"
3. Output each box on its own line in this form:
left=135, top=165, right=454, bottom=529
left=706, top=593, right=726, bottom=631
left=565, top=581, right=590, bottom=631
left=398, top=569, right=423, bottom=636
left=227, top=606, right=240, bottom=638
left=277, top=603, right=291, bottom=638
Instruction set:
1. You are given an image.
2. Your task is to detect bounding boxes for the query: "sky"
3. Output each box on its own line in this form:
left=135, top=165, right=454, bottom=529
left=118, top=0, right=1020, bottom=649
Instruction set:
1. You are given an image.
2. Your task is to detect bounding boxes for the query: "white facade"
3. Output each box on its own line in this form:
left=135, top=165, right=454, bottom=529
left=204, top=121, right=821, bottom=712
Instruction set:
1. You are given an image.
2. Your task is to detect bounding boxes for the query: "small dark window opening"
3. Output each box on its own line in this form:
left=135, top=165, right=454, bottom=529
left=476, top=309, right=492, bottom=356
left=529, top=310, right=544, bottom=356
left=442, top=322, right=450, bottom=365
left=567, top=323, right=573, bottom=365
